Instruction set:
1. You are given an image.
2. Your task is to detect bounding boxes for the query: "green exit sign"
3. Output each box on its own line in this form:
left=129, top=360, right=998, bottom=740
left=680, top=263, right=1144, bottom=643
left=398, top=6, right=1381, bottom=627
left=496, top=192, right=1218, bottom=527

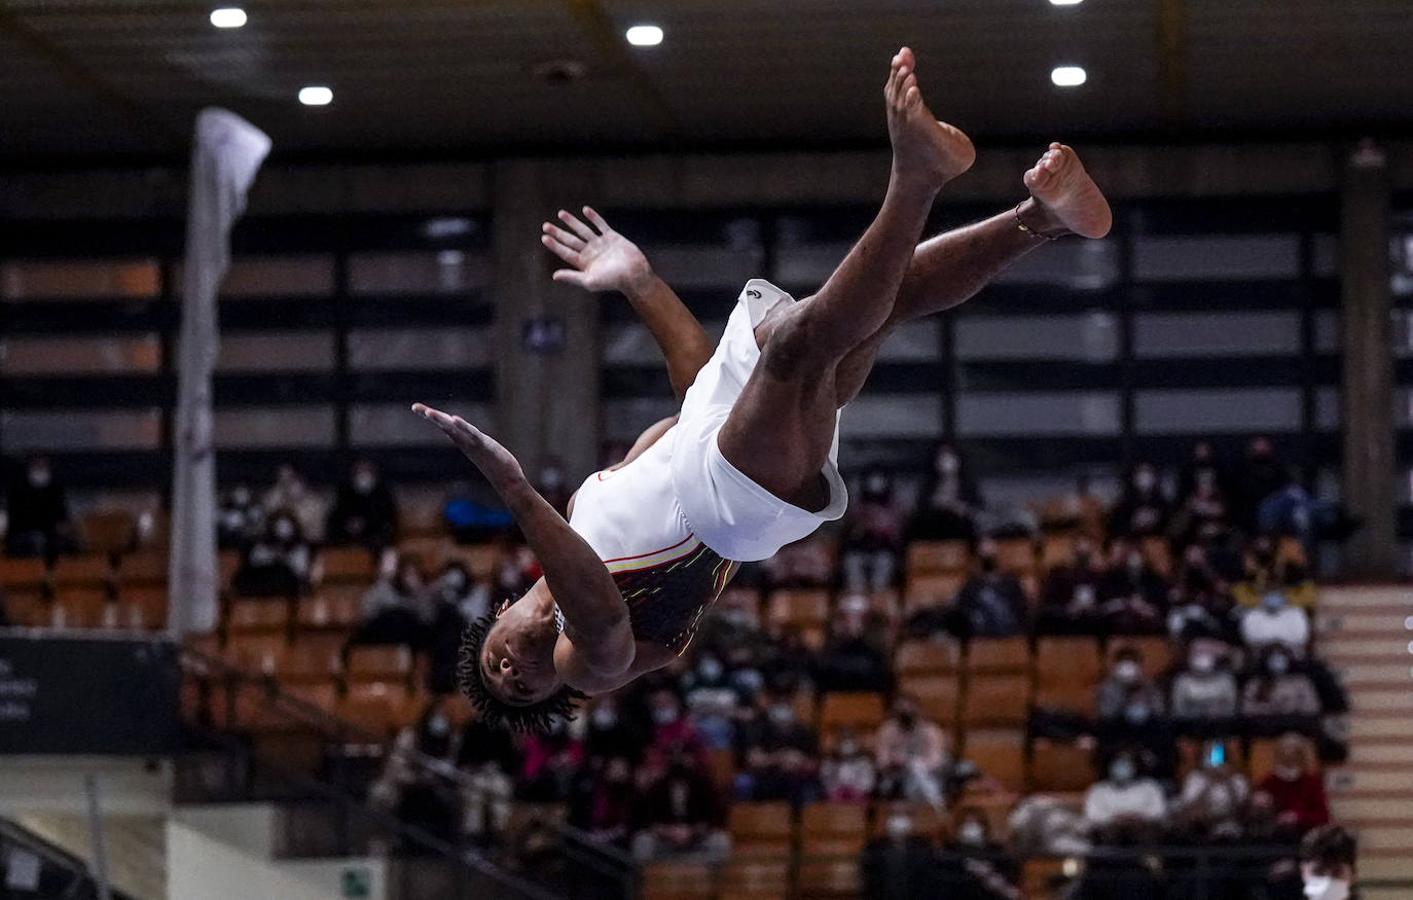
left=341, top=867, right=371, bottom=899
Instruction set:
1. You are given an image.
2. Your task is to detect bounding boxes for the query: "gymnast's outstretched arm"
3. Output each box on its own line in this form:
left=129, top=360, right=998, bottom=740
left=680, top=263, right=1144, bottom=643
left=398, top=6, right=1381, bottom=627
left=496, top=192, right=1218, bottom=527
left=542, top=206, right=713, bottom=400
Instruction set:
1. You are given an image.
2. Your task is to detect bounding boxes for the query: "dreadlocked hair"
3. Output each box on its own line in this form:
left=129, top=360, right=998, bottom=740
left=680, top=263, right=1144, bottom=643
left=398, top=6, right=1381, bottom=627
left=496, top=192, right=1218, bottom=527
left=455, top=613, right=583, bottom=734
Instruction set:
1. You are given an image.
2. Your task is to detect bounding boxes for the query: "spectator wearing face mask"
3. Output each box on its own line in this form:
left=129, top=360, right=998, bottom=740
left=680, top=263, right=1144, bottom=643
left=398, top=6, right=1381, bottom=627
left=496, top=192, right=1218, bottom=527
left=4, top=456, right=75, bottom=558
left=217, top=482, right=263, bottom=549
left=875, top=696, right=950, bottom=811
left=1096, top=648, right=1166, bottom=721
left=1242, top=645, right=1321, bottom=721
left=735, top=691, right=820, bottom=805
left=516, top=717, right=586, bottom=803
left=352, top=552, right=431, bottom=649
left=1240, top=586, right=1311, bottom=656
left=326, top=459, right=399, bottom=549
left=1096, top=682, right=1179, bottom=781
left=841, top=467, right=905, bottom=592
left=820, top=728, right=876, bottom=803
left=1170, top=645, right=1239, bottom=724
left=424, top=563, right=477, bottom=694
left=455, top=712, right=516, bottom=841
left=1167, top=545, right=1237, bottom=643
left=941, top=808, right=1021, bottom=900
left=1033, top=473, right=1108, bottom=544
left=1229, top=436, right=1288, bottom=529
left=1036, top=536, right=1108, bottom=635
left=681, top=651, right=743, bottom=750
left=1256, top=734, right=1330, bottom=835
left=908, top=442, right=983, bottom=542
left=262, top=464, right=327, bottom=543
left=1171, top=476, right=1230, bottom=549
left=1298, top=824, right=1356, bottom=900
left=1083, top=750, right=1167, bottom=841
left=630, top=753, right=729, bottom=863
left=569, top=754, right=637, bottom=846
left=232, top=509, right=314, bottom=597
left=862, top=810, right=940, bottom=900
left=1177, top=441, right=1228, bottom=506
left=1233, top=538, right=1317, bottom=611
left=816, top=598, right=894, bottom=694
left=1097, top=539, right=1169, bottom=635
left=644, top=689, right=708, bottom=776
left=1176, top=740, right=1250, bottom=841
left=1108, top=462, right=1170, bottom=539
left=946, top=539, right=1028, bottom=639
left=584, top=697, right=642, bottom=765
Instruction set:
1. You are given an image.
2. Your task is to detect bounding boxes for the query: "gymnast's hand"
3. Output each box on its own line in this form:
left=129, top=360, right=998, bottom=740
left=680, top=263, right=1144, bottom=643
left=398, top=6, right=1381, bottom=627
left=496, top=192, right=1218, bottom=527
left=541, top=206, right=653, bottom=296
left=411, top=403, right=525, bottom=491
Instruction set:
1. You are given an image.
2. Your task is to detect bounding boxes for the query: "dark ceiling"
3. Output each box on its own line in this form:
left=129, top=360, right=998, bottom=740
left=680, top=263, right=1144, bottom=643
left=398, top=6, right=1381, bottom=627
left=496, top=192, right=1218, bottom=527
left=1, top=0, right=1410, bottom=164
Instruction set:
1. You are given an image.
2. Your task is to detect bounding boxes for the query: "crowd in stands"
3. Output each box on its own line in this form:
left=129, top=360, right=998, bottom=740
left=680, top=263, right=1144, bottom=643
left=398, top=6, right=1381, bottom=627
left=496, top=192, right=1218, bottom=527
left=0, top=436, right=1347, bottom=897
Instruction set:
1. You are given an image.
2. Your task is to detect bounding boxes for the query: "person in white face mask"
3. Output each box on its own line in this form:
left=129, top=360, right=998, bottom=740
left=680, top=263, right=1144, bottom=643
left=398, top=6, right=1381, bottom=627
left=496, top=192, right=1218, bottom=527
left=1299, top=824, right=1356, bottom=900
left=327, top=459, right=399, bottom=549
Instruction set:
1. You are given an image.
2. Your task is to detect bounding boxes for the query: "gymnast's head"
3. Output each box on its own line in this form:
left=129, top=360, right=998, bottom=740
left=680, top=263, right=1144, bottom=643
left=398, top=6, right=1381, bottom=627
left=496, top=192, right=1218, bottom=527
left=456, top=586, right=581, bottom=732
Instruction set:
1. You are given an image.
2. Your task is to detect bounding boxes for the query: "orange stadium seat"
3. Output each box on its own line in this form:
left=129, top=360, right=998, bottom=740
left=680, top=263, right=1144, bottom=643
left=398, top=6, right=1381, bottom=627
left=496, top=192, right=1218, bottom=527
left=895, top=638, right=963, bottom=677
left=903, top=572, right=966, bottom=612
left=80, top=509, right=136, bottom=555
left=967, top=637, right=1031, bottom=674
left=218, top=550, right=240, bottom=591
left=0, top=557, right=48, bottom=592
left=900, top=674, right=960, bottom=728
left=396, top=536, right=455, bottom=569
left=319, top=546, right=376, bottom=585
left=3, top=590, right=48, bottom=627
left=871, top=802, right=943, bottom=842
left=52, top=588, right=110, bottom=629
left=346, top=644, right=414, bottom=683
left=797, top=857, right=862, bottom=899
left=962, top=729, right=1027, bottom=793
left=226, top=632, right=289, bottom=672
left=994, top=537, right=1037, bottom=576
left=719, top=858, right=790, bottom=899
left=297, top=589, right=363, bottom=630
left=448, top=543, right=502, bottom=581
left=905, top=540, right=971, bottom=576
left=1022, top=858, right=1071, bottom=899
left=1034, top=636, right=1103, bottom=716
left=767, top=588, right=832, bottom=630
left=819, top=692, right=887, bottom=734
left=51, top=553, right=113, bottom=589
left=1139, top=536, right=1173, bottom=579
left=728, top=802, right=795, bottom=858
left=227, top=597, right=290, bottom=635
left=339, top=681, right=414, bottom=737
left=1040, top=533, right=1077, bottom=571
left=1030, top=738, right=1098, bottom=792
left=639, top=862, right=716, bottom=900
left=116, top=586, right=167, bottom=630
left=800, top=802, right=868, bottom=856
left=963, top=673, right=1032, bottom=728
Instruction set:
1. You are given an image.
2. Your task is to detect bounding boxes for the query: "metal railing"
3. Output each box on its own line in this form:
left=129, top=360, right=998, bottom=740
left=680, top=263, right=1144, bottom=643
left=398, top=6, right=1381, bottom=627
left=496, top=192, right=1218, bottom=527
left=0, top=817, right=135, bottom=900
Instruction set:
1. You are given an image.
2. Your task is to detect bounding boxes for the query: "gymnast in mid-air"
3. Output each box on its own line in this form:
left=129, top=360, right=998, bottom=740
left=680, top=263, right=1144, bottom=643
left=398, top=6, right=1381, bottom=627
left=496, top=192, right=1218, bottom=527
left=412, top=47, right=1113, bottom=731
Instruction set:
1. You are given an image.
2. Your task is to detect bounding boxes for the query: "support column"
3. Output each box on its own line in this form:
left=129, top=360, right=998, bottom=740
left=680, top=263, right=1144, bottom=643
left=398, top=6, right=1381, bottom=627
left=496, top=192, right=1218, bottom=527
left=491, top=160, right=601, bottom=482
left=1339, top=141, right=1397, bottom=579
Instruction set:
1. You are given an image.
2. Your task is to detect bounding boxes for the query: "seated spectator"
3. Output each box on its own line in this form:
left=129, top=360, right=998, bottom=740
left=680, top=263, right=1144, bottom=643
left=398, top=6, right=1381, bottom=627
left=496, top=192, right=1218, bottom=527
left=1233, top=537, right=1317, bottom=611
left=644, top=689, right=708, bottom=774
left=1095, top=683, right=1179, bottom=781
left=456, top=713, right=517, bottom=841
left=759, top=624, right=816, bottom=695
left=325, top=459, right=399, bottom=549
left=262, top=463, right=327, bottom=543
left=1097, top=540, right=1168, bottom=634
left=1170, top=644, right=1239, bottom=725
left=232, top=509, right=314, bottom=597
left=516, top=719, right=584, bottom=803
left=352, top=553, right=430, bottom=648
left=1231, top=436, right=1289, bottom=533
left=1107, top=462, right=1169, bottom=539
left=735, top=692, right=820, bottom=805
left=863, top=809, right=938, bottom=900
left=950, top=538, right=1027, bottom=639
left=569, top=754, right=637, bottom=846
left=1255, top=733, right=1330, bottom=835
left=217, top=483, right=263, bottom=549
left=841, top=467, right=905, bottom=592
left=820, top=728, right=876, bottom=803
left=1083, top=749, right=1167, bottom=842
left=423, top=568, right=471, bottom=694
left=815, top=599, right=893, bottom=694
left=433, top=560, right=490, bottom=623
left=1239, top=587, right=1311, bottom=656
left=1035, top=536, right=1107, bottom=635
left=908, top=442, right=982, bottom=542
left=942, top=808, right=1021, bottom=900
left=584, top=696, right=643, bottom=765
left=1167, top=545, right=1237, bottom=643
left=1169, top=477, right=1230, bottom=549
left=1007, top=795, right=1091, bottom=857
left=1096, top=646, right=1165, bottom=721
left=1177, top=440, right=1227, bottom=505
left=1032, top=472, right=1107, bottom=544
left=1298, top=824, right=1356, bottom=900
left=680, top=651, right=743, bottom=750
left=1241, top=645, right=1321, bottom=720
left=4, top=456, right=76, bottom=557
left=630, top=753, right=729, bottom=863
left=876, top=695, right=950, bottom=811
left=1175, top=740, right=1249, bottom=840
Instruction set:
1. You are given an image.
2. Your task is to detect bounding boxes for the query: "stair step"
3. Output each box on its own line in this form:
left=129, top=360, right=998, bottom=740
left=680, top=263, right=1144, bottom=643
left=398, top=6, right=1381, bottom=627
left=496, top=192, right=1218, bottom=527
left=1351, top=742, right=1413, bottom=765
left=1360, top=855, right=1413, bottom=881
left=1317, top=637, right=1409, bottom=660
left=1347, top=717, right=1413, bottom=739
left=1317, top=588, right=1412, bottom=611
left=1334, top=663, right=1413, bottom=685
left=1349, top=690, right=1413, bottom=712
left=1327, top=769, right=1413, bottom=794
left=1316, top=611, right=1413, bottom=634
left=1357, top=826, right=1413, bottom=851
left=1329, top=797, right=1413, bottom=821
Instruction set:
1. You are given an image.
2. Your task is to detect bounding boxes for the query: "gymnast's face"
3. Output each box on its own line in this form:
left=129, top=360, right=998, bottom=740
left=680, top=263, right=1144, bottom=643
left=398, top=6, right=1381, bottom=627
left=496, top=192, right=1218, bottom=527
left=482, top=600, right=561, bottom=706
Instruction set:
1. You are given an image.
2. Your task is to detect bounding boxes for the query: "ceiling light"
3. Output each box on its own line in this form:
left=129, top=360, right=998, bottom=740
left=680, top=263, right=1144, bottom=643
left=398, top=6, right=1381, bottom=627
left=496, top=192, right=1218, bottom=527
left=209, top=7, right=247, bottom=28
left=625, top=24, right=664, bottom=47
left=298, top=86, right=333, bottom=106
left=1050, top=66, right=1087, bottom=87
left=1049, top=0, right=1084, bottom=5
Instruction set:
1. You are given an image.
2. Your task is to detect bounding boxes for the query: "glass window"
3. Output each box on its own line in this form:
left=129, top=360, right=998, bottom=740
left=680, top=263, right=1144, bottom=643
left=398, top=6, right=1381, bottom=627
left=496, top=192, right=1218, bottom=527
left=218, top=255, right=334, bottom=297
left=1133, top=235, right=1300, bottom=282
left=1315, top=311, right=1340, bottom=354
left=1311, top=234, right=1337, bottom=278
left=348, top=251, right=490, bottom=294
left=350, top=402, right=494, bottom=447
left=1133, top=312, right=1301, bottom=357
left=955, top=313, right=1118, bottom=362
left=1134, top=388, right=1301, bottom=433
left=603, top=321, right=727, bottom=366
left=0, top=335, right=161, bottom=375
left=640, top=246, right=765, bottom=290
left=841, top=395, right=943, bottom=439
left=772, top=243, right=854, bottom=286
left=1316, top=387, right=1341, bottom=431
left=347, top=327, right=491, bottom=371
left=0, top=259, right=160, bottom=300
left=1, top=409, right=161, bottom=451
left=214, top=406, right=335, bottom=448
left=994, top=238, right=1119, bottom=289
left=878, top=320, right=941, bottom=363
left=957, top=391, right=1120, bottom=437
left=218, top=331, right=336, bottom=372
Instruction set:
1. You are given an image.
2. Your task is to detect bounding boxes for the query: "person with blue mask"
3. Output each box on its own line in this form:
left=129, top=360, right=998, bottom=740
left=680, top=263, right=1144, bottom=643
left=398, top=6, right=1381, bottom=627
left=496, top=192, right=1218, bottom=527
left=1240, top=586, right=1311, bottom=656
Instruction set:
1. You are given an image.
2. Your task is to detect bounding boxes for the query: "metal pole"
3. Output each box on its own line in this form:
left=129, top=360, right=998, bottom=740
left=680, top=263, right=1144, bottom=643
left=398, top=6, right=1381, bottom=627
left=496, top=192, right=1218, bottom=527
left=83, top=774, right=113, bottom=900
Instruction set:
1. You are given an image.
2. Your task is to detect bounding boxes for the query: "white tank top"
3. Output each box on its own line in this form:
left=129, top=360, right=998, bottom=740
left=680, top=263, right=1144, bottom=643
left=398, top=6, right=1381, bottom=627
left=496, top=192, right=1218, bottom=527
left=567, top=427, right=737, bottom=655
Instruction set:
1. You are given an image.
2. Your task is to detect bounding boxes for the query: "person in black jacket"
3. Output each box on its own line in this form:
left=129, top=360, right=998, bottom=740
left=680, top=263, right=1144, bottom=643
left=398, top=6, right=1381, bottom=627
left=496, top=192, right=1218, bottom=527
left=325, top=459, right=399, bottom=549
left=4, top=456, right=75, bottom=558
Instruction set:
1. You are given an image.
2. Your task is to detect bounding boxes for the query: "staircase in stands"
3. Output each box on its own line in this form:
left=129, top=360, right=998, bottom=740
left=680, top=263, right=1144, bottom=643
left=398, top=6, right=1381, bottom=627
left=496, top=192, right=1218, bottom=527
left=1315, top=585, right=1413, bottom=898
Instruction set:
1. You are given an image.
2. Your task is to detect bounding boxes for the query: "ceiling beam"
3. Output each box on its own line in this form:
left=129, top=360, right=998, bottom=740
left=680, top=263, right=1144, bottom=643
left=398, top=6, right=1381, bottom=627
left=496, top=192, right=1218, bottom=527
left=1156, top=0, right=1187, bottom=128
left=561, top=0, right=679, bottom=139
left=0, top=1, right=184, bottom=152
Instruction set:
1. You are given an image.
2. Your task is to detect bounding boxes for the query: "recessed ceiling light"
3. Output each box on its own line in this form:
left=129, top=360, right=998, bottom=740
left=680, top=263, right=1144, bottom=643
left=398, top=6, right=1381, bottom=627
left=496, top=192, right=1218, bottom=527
left=625, top=24, right=664, bottom=47
left=1049, top=0, right=1084, bottom=5
left=209, top=7, right=247, bottom=28
left=1051, top=66, right=1087, bottom=87
left=298, top=86, right=333, bottom=106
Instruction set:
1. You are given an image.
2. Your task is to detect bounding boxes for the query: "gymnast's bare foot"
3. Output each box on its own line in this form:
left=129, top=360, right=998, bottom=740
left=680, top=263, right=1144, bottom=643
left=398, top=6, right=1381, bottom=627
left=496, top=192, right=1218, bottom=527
left=1020, top=142, right=1113, bottom=239
left=886, top=47, right=976, bottom=188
